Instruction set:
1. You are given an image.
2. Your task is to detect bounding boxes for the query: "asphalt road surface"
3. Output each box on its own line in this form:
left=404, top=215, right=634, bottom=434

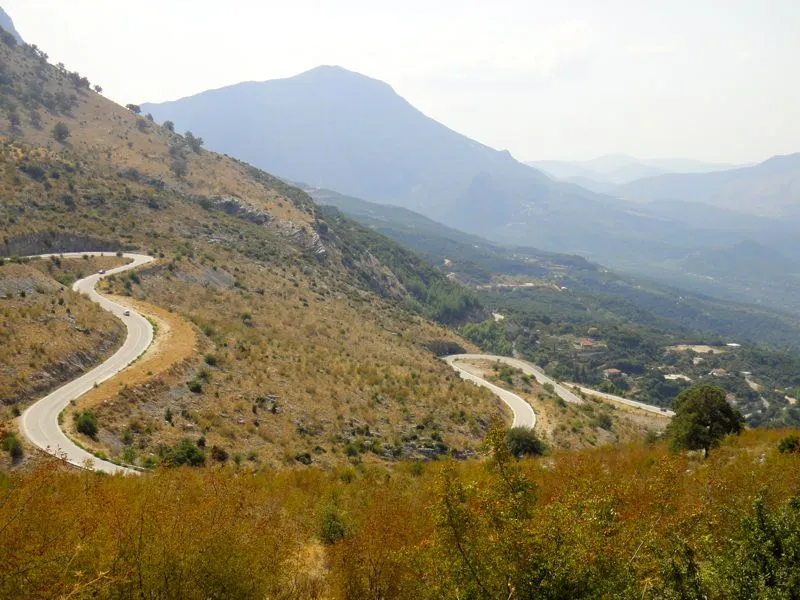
left=443, top=355, right=536, bottom=428
left=20, top=252, right=154, bottom=474
left=567, top=384, right=675, bottom=417
left=444, top=354, right=674, bottom=426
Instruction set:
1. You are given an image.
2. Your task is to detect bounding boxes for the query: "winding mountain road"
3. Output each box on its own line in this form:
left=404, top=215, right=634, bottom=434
left=444, top=355, right=537, bottom=428
left=16, top=250, right=670, bottom=473
left=444, top=354, right=673, bottom=428
left=20, top=252, right=154, bottom=475
left=567, top=384, right=675, bottom=416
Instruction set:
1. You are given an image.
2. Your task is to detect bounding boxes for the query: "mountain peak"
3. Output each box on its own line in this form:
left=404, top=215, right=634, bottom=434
left=142, top=67, right=543, bottom=214
left=288, top=65, right=397, bottom=95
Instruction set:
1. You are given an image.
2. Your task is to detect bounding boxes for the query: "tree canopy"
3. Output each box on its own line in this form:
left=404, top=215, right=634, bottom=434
left=667, top=384, right=744, bottom=456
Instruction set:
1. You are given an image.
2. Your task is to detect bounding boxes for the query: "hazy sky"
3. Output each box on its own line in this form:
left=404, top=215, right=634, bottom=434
left=5, top=0, right=799, bottom=163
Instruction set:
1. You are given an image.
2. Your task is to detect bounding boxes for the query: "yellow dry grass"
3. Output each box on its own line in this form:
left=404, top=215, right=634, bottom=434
left=63, top=293, right=199, bottom=457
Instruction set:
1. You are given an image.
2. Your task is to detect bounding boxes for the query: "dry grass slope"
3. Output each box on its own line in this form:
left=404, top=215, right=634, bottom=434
left=0, top=37, right=503, bottom=467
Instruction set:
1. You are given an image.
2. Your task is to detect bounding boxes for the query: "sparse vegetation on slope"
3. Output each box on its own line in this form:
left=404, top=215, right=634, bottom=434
left=458, top=358, right=670, bottom=450
left=0, top=257, right=124, bottom=418
left=0, top=35, right=503, bottom=467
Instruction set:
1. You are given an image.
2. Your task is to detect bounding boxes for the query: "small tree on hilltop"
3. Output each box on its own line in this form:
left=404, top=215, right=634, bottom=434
left=667, top=384, right=744, bottom=457
left=125, top=103, right=141, bottom=114
left=163, top=120, right=175, bottom=132
left=52, top=121, right=70, bottom=143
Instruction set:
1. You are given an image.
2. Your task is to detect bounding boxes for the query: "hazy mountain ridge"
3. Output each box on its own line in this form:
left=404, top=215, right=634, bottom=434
left=0, top=7, right=23, bottom=44
left=144, top=66, right=695, bottom=255
left=143, top=65, right=551, bottom=221
left=617, top=152, right=800, bottom=218
left=527, top=154, right=737, bottom=185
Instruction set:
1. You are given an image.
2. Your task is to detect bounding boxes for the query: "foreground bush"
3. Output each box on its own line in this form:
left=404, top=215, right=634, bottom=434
left=0, top=427, right=799, bottom=598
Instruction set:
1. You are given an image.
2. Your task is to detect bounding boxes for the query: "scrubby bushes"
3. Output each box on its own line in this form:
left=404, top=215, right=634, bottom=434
left=0, top=428, right=800, bottom=598
left=319, top=501, right=347, bottom=544
left=162, top=439, right=205, bottom=466
left=51, top=121, right=70, bottom=143
left=778, top=434, right=800, bottom=454
left=506, top=426, right=547, bottom=457
left=75, top=409, right=98, bottom=438
left=2, top=431, right=23, bottom=460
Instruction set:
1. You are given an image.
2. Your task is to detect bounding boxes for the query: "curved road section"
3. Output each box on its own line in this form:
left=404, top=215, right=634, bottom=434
left=20, top=252, right=154, bottom=475
left=444, top=354, right=674, bottom=428
left=443, top=355, right=536, bottom=429
left=568, top=384, right=675, bottom=417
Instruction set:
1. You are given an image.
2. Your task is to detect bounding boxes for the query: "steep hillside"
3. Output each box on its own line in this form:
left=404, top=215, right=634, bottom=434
left=0, top=256, right=125, bottom=418
left=0, top=37, right=504, bottom=468
left=141, top=66, right=800, bottom=316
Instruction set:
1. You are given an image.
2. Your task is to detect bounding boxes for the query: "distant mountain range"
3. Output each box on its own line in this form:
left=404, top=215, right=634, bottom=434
left=527, top=155, right=738, bottom=191
left=142, top=66, right=800, bottom=314
left=0, top=7, right=23, bottom=43
left=616, top=153, right=800, bottom=219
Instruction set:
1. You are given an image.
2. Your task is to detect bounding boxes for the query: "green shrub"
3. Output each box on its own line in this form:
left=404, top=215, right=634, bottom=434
left=778, top=434, right=800, bottom=454
left=75, top=410, right=98, bottom=439
left=52, top=121, right=70, bottom=143
left=592, top=413, right=614, bottom=431
left=166, top=440, right=205, bottom=466
left=2, top=432, right=23, bottom=460
left=211, top=445, right=228, bottom=462
left=718, top=495, right=800, bottom=597
left=344, top=442, right=360, bottom=457
left=319, top=502, right=347, bottom=544
left=121, top=446, right=137, bottom=465
left=506, top=426, right=547, bottom=457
